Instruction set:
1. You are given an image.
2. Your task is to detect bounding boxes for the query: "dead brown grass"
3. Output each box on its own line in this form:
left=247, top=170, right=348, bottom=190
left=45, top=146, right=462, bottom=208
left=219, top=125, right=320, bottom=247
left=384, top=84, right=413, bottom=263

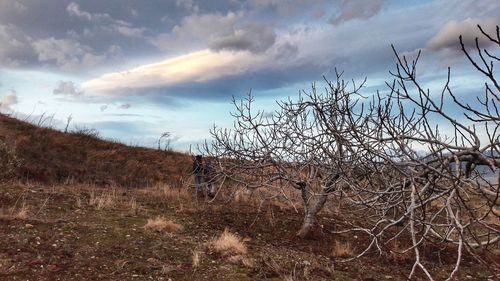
left=140, top=183, right=191, bottom=203
left=0, top=113, right=191, bottom=187
left=144, top=216, right=184, bottom=233
left=89, top=189, right=116, bottom=210
left=191, top=250, right=202, bottom=268
left=126, top=197, right=140, bottom=215
left=0, top=203, right=30, bottom=220
left=209, top=228, right=247, bottom=255
left=332, top=240, right=353, bottom=258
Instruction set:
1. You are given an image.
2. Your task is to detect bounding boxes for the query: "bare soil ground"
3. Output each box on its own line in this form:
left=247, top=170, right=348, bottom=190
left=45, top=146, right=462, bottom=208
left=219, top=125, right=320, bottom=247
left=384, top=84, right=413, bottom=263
left=0, top=183, right=497, bottom=281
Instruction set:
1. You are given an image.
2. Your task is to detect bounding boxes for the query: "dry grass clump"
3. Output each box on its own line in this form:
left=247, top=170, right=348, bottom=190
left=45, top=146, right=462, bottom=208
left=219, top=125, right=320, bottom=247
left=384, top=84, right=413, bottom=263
left=332, top=240, right=354, bottom=258
left=126, top=197, right=140, bottom=215
left=209, top=228, right=247, bottom=255
left=192, top=250, right=202, bottom=268
left=144, top=216, right=184, bottom=233
left=234, top=189, right=253, bottom=204
left=141, top=183, right=191, bottom=202
left=0, top=203, right=30, bottom=220
left=89, top=189, right=116, bottom=210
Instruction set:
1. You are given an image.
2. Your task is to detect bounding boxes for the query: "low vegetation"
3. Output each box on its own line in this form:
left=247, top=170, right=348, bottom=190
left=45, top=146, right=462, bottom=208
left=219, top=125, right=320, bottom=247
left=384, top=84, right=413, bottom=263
left=144, top=216, right=184, bottom=233
left=208, top=228, right=247, bottom=256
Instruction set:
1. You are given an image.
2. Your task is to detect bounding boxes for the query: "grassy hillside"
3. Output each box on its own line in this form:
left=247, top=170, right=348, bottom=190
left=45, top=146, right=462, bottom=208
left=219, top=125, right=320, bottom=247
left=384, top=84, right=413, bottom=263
left=0, top=113, right=191, bottom=187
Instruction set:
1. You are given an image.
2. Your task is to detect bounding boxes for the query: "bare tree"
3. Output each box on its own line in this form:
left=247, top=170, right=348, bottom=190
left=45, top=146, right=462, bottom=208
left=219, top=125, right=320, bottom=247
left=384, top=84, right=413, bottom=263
left=330, top=26, right=499, bottom=280
left=158, top=131, right=172, bottom=151
left=204, top=74, right=369, bottom=238
left=64, top=114, right=73, bottom=133
left=205, top=25, right=499, bottom=280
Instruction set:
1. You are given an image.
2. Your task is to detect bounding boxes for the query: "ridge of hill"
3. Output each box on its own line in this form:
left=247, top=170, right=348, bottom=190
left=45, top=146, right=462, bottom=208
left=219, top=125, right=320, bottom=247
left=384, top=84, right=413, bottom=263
left=0, top=113, right=191, bottom=187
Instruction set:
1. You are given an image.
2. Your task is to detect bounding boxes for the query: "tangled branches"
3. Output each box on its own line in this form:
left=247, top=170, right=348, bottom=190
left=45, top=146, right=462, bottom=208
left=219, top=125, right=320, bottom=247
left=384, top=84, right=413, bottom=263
left=205, top=25, right=499, bottom=280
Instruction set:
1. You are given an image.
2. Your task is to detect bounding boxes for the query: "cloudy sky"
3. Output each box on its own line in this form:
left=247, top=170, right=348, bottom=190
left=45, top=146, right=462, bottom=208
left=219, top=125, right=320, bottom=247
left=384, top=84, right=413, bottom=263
left=0, top=0, right=498, bottom=150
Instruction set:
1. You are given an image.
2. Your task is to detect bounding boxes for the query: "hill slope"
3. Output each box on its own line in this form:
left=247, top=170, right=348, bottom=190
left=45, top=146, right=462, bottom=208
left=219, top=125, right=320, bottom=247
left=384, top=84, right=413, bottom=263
left=0, top=113, right=191, bottom=187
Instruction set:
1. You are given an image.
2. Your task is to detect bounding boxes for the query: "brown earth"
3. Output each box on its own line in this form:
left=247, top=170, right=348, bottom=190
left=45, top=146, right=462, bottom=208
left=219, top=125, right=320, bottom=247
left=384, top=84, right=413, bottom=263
left=0, top=183, right=497, bottom=281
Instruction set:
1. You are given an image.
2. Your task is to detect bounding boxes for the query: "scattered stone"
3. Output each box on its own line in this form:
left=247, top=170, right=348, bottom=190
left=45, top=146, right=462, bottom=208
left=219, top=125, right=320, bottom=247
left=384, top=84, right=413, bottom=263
left=25, top=224, right=34, bottom=229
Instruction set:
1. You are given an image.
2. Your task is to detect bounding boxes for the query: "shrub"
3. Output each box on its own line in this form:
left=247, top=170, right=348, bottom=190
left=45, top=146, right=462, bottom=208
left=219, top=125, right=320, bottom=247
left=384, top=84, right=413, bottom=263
left=144, top=216, right=184, bottom=233
left=208, top=228, right=247, bottom=255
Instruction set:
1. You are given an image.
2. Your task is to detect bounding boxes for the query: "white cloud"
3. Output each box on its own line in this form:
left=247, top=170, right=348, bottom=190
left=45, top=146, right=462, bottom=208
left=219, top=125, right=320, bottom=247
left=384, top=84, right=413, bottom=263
left=0, top=90, right=19, bottom=111
left=82, top=49, right=267, bottom=94
left=31, top=37, right=121, bottom=70
left=53, top=81, right=83, bottom=97
left=111, top=21, right=146, bottom=38
left=67, top=2, right=111, bottom=22
left=426, top=17, right=499, bottom=51
left=32, top=37, right=106, bottom=70
left=0, top=23, right=34, bottom=67
left=118, top=103, right=131, bottom=109
left=67, top=2, right=146, bottom=38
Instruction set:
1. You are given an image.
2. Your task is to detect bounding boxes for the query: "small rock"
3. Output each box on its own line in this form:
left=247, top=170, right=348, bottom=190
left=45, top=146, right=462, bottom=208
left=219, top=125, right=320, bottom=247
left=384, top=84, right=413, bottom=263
left=25, top=224, right=34, bottom=229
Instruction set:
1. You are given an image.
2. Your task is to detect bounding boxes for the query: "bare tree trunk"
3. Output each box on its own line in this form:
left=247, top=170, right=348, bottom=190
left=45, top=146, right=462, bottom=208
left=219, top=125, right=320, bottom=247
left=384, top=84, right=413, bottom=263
left=297, top=188, right=328, bottom=238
